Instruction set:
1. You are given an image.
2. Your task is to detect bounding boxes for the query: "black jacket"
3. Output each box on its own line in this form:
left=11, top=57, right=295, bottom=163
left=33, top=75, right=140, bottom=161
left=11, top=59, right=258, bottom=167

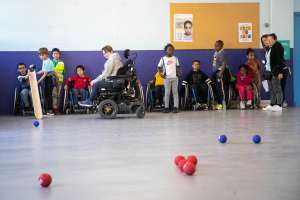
left=270, top=41, right=285, bottom=76
left=180, top=70, right=211, bottom=96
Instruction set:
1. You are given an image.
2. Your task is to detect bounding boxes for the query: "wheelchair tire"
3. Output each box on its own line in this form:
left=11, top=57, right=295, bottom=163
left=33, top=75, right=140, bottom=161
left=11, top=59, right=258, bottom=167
left=136, top=106, right=145, bottom=118
left=13, top=88, right=19, bottom=116
left=66, top=109, right=71, bottom=115
left=21, top=110, right=25, bottom=116
left=63, top=88, right=68, bottom=114
left=138, top=84, right=144, bottom=104
left=227, top=83, right=234, bottom=109
left=145, top=85, right=151, bottom=112
left=98, top=100, right=118, bottom=119
left=207, top=83, right=214, bottom=109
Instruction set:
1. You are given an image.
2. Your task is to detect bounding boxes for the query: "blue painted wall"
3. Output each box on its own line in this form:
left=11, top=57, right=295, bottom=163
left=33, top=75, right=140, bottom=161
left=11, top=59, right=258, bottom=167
left=294, top=12, right=300, bottom=106
left=0, top=49, right=294, bottom=115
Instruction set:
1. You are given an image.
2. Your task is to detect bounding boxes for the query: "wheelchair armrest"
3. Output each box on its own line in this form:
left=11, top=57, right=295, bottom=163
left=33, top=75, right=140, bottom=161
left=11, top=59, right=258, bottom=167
left=107, top=75, right=130, bottom=79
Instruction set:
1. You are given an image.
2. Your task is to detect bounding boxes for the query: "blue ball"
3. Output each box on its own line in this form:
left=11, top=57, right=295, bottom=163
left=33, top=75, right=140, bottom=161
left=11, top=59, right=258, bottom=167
left=33, top=121, right=39, bottom=127
left=219, top=135, right=227, bottom=143
left=252, top=135, right=261, bottom=143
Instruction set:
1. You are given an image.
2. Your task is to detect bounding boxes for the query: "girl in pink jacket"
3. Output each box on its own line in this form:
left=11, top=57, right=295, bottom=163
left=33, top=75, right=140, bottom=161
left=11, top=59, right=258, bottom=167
left=236, top=64, right=252, bottom=109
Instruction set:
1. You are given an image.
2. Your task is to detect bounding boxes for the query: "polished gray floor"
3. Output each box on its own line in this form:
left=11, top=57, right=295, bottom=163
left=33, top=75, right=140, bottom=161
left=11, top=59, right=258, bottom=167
left=0, top=108, right=300, bottom=200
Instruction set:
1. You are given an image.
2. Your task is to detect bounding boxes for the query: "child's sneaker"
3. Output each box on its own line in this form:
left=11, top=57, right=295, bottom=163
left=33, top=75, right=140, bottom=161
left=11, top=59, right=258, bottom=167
left=161, top=101, right=165, bottom=107
left=172, top=107, right=179, bottom=113
left=162, top=108, right=169, bottom=113
left=271, top=105, right=282, bottom=112
left=54, top=108, right=60, bottom=115
left=216, top=104, right=225, bottom=110
left=240, top=101, right=245, bottom=109
left=246, top=100, right=252, bottom=107
left=262, top=105, right=273, bottom=111
left=78, top=100, right=93, bottom=107
left=47, top=110, right=54, bottom=116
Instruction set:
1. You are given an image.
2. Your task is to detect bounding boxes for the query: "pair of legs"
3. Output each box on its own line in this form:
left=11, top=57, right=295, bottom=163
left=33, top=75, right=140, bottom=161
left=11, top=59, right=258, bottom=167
left=73, top=88, right=86, bottom=105
left=52, top=82, right=62, bottom=110
left=20, top=88, right=32, bottom=108
left=164, top=78, right=178, bottom=108
left=236, top=84, right=252, bottom=101
left=274, top=68, right=288, bottom=105
left=214, top=71, right=229, bottom=104
left=267, top=76, right=283, bottom=106
left=190, top=83, right=208, bottom=104
left=45, top=76, right=54, bottom=111
left=251, top=77, right=261, bottom=105
left=154, top=85, right=165, bottom=102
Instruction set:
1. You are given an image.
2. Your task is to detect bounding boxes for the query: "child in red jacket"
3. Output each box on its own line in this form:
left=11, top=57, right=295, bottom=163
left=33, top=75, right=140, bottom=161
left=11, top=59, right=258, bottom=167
left=236, top=64, right=252, bottom=109
left=64, top=65, right=91, bottom=109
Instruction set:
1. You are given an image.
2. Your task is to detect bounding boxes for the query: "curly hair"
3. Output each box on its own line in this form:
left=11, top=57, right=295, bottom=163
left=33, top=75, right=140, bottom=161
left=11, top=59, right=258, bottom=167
left=164, top=43, right=174, bottom=53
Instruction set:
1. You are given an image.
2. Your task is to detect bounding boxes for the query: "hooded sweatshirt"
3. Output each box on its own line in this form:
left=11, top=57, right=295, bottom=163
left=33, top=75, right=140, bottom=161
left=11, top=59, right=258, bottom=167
left=94, top=53, right=123, bottom=82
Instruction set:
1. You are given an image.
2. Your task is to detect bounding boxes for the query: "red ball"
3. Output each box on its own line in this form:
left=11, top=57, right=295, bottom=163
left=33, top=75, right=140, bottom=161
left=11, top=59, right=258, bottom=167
left=174, top=155, right=185, bottom=166
left=178, top=160, right=187, bottom=171
left=186, top=155, right=198, bottom=166
left=183, top=163, right=196, bottom=175
left=38, top=173, right=52, bottom=187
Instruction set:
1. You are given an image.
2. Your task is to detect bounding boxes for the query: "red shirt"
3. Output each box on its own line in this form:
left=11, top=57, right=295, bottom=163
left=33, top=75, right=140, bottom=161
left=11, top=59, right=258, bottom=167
left=65, top=75, right=91, bottom=89
left=236, top=72, right=251, bottom=87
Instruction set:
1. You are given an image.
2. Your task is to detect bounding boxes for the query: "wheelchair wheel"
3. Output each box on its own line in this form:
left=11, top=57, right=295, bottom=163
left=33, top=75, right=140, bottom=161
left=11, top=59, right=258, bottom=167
left=66, top=109, right=71, bottom=115
left=145, top=85, right=152, bottom=112
left=181, top=85, right=189, bottom=110
left=207, top=84, right=214, bottom=110
left=63, top=88, right=68, bottom=114
left=98, top=99, right=118, bottom=119
left=13, top=88, right=20, bottom=115
left=251, top=82, right=259, bottom=109
left=227, top=83, right=234, bottom=109
left=136, top=106, right=145, bottom=118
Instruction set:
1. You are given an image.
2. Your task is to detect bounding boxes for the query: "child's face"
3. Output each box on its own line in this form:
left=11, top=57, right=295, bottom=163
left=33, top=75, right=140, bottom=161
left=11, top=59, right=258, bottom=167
left=18, top=65, right=27, bottom=75
left=184, top=23, right=192, bottom=35
left=240, top=67, right=247, bottom=76
left=192, top=62, right=200, bottom=71
left=103, top=50, right=113, bottom=59
left=166, top=46, right=174, bottom=57
left=39, top=53, right=48, bottom=60
left=247, top=52, right=255, bottom=61
left=214, top=42, right=222, bottom=52
left=77, top=68, right=84, bottom=76
left=52, top=51, right=60, bottom=60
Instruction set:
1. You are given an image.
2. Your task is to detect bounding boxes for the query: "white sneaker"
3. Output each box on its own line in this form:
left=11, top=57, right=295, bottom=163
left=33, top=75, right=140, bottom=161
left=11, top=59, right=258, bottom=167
left=246, top=100, right=252, bottom=106
left=240, top=101, right=245, bottom=109
left=262, top=105, right=273, bottom=111
left=271, top=105, right=282, bottom=112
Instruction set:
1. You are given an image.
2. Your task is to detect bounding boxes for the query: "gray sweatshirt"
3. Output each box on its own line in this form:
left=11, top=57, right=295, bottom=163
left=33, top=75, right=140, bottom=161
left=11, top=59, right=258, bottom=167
left=93, top=53, right=122, bottom=82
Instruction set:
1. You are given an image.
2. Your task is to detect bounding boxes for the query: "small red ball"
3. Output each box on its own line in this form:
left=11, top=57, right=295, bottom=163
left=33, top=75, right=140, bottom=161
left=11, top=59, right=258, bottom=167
left=174, top=155, right=185, bottom=166
left=183, top=163, right=196, bottom=175
left=38, top=173, right=52, bottom=187
left=178, top=160, right=187, bottom=172
left=186, top=155, right=198, bottom=166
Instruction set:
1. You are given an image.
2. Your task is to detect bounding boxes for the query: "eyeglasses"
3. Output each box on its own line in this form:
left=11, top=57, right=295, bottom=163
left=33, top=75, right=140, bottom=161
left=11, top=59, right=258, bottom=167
left=193, top=64, right=200, bottom=66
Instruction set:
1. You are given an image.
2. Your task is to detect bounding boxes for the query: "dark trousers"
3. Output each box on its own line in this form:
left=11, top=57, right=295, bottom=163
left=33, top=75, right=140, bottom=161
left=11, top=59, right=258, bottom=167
left=215, top=71, right=229, bottom=104
left=73, top=88, right=86, bottom=105
left=281, top=68, right=288, bottom=104
left=268, top=76, right=283, bottom=106
left=45, top=76, right=54, bottom=111
left=190, top=83, right=208, bottom=103
left=154, top=85, right=165, bottom=100
left=88, top=81, right=113, bottom=102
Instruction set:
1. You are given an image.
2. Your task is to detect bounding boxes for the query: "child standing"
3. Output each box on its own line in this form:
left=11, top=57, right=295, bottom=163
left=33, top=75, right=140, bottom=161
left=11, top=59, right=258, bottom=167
left=157, top=43, right=183, bottom=113
left=244, top=48, right=263, bottom=108
left=52, top=48, right=65, bottom=114
left=17, top=63, right=34, bottom=111
left=147, top=72, right=165, bottom=108
left=64, top=65, right=91, bottom=109
left=236, top=64, right=252, bottom=109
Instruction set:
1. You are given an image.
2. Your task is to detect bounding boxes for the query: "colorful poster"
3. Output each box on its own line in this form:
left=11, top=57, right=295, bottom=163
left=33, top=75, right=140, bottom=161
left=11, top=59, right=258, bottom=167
left=174, top=14, right=193, bottom=42
left=278, top=40, right=290, bottom=60
left=239, top=23, right=252, bottom=43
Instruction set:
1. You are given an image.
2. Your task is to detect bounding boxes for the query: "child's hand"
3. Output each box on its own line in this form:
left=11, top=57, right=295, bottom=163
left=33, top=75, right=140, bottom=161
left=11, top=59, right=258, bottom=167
left=90, top=80, right=95, bottom=87
left=160, top=74, right=166, bottom=79
left=147, top=82, right=150, bottom=86
left=64, top=85, right=68, bottom=89
left=218, top=73, right=223, bottom=79
left=246, top=86, right=252, bottom=90
left=177, top=72, right=182, bottom=77
left=29, top=64, right=34, bottom=68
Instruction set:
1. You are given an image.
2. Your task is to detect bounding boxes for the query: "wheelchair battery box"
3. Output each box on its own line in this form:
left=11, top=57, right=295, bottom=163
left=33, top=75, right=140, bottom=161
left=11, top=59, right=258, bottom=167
left=112, top=79, right=125, bottom=88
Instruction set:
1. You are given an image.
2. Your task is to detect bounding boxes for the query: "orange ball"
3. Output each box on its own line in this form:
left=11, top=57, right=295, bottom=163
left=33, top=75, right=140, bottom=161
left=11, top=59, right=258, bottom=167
left=38, top=173, right=52, bottom=187
left=174, top=155, right=185, bottom=166
left=186, top=155, right=198, bottom=166
left=183, top=163, right=196, bottom=175
left=178, top=160, right=187, bottom=172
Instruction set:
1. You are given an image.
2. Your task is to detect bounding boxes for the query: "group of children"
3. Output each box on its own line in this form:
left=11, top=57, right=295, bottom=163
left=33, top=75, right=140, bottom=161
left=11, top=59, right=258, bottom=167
left=17, top=40, right=263, bottom=115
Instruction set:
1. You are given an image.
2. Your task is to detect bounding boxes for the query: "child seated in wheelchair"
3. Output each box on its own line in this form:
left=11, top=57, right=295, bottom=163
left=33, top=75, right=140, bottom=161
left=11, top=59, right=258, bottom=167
left=181, top=60, right=210, bottom=108
left=147, top=72, right=165, bottom=107
left=236, top=64, right=252, bottom=109
left=64, top=65, right=91, bottom=110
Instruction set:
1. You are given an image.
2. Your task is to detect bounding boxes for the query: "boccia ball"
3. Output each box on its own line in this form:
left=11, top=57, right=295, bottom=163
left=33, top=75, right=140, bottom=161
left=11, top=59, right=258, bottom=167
left=186, top=155, right=198, bottom=166
left=252, top=135, right=261, bottom=143
left=174, top=155, right=185, bottom=166
left=33, top=121, right=39, bottom=127
left=38, top=173, right=52, bottom=187
left=219, top=135, right=227, bottom=143
left=178, top=160, right=187, bottom=172
left=183, top=163, right=196, bottom=175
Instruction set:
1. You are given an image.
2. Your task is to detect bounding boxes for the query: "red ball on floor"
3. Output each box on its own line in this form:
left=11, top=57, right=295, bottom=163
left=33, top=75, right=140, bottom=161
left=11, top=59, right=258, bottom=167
left=186, top=155, right=198, bottom=166
left=183, top=163, right=196, bottom=175
left=174, top=155, right=185, bottom=166
left=38, top=173, right=52, bottom=187
left=178, top=160, right=187, bottom=172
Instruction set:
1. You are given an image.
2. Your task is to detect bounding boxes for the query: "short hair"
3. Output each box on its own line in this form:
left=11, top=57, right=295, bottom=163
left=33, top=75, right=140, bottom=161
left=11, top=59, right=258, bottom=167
left=52, top=48, right=60, bottom=55
left=239, top=64, right=248, bottom=70
left=216, top=40, right=224, bottom=46
left=38, top=48, right=49, bottom=55
left=17, top=62, right=26, bottom=69
left=192, top=60, right=201, bottom=65
left=76, top=65, right=85, bottom=71
left=246, top=48, right=255, bottom=55
left=260, top=34, right=269, bottom=51
left=268, top=33, right=277, bottom=40
left=184, top=20, right=193, bottom=28
left=102, top=45, right=113, bottom=55
left=164, top=43, right=174, bottom=53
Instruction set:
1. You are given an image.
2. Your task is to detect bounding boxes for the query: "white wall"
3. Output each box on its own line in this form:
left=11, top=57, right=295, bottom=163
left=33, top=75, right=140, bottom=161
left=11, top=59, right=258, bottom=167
left=0, top=0, right=294, bottom=51
left=295, top=0, right=300, bottom=12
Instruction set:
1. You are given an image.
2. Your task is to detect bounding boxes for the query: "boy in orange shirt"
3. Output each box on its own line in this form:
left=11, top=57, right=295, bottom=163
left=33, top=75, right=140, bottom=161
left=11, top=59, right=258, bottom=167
left=245, top=48, right=263, bottom=108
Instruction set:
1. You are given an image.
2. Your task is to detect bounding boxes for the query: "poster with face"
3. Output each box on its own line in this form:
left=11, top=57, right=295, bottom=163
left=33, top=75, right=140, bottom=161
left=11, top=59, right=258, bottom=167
left=239, top=23, right=252, bottom=42
left=174, top=14, right=193, bottom=42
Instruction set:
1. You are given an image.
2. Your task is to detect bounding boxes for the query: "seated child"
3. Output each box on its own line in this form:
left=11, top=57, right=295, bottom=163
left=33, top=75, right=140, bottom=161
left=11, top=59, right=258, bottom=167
left=64, top=65, right=91, bottom=109
left=147, top=72, right=165, bottom=107
left=236, top=64, right=252, bottom=109
left=17, top=63, right=34, bottom=111
left=181, top=60, right=210, bottom=107
left=245, top=48, right=263, bottom=108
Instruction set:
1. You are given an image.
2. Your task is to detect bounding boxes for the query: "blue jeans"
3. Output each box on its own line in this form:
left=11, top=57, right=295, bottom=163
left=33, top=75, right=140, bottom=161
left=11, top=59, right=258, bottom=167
left=73, top=88, right=86, bottom=105
left=88, top=81, right=113, bottom=102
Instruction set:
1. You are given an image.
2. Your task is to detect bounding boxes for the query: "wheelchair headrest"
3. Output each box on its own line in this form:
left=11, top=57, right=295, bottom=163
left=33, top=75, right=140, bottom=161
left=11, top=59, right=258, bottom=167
left=116, top=59, right=132, bottom=75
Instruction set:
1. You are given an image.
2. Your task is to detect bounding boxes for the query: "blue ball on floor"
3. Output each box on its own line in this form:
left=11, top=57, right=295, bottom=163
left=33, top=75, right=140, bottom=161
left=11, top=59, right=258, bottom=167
left=33, top=121, right=39, bottom=127
left=219, top=135, right=227, bottom=143
left=252, top=135, right=261, bottom=143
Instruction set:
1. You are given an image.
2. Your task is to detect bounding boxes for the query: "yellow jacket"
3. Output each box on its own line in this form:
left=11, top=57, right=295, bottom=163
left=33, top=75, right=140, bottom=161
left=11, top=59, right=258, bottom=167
left=149, top=72, right=164, bottom=86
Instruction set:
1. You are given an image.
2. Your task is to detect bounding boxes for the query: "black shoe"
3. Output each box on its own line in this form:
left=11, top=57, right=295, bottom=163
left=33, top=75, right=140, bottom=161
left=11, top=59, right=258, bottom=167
left=74, top=105, right=78, bottom=110
left=47, top=110, right=54, bottom=116
left=24, top=106, right=30, bottom=112
left=162, top=108, right=169, bottom=113
left=172, top=107, right=178, bottom=113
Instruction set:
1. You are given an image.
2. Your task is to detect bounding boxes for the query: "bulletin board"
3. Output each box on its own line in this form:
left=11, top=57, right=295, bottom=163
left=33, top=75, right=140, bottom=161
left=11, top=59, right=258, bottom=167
left=170, top=3, right=260, bottom=49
